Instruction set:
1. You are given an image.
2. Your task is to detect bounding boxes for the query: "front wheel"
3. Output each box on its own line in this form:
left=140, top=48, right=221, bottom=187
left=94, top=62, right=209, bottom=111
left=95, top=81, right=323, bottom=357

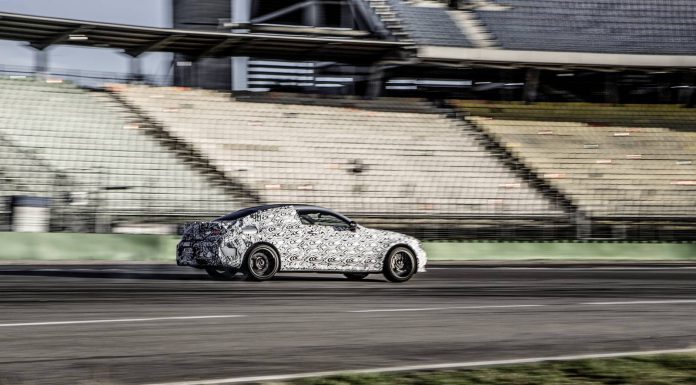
left=344, top=272, right=369, bottom=281
left=205, top=267, right=237, bottom=280
left=383, top=246, right=416, bottom=283
left=243, top=244, right=280, bottom=281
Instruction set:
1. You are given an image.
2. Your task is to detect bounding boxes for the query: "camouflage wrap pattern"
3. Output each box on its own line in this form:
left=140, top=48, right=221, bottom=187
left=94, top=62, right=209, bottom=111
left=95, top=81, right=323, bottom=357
left=177, top=206, right=427, bottom=273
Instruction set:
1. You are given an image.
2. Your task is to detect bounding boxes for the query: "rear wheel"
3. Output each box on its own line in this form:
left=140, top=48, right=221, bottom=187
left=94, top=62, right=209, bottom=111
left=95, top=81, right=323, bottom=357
left=383, top=246, right=416, bottom=283
left=205, top=267, right=237, bottom=280
left=344, top=272, right=369, bottom=281
left=243, top=244, right=280, bottom=281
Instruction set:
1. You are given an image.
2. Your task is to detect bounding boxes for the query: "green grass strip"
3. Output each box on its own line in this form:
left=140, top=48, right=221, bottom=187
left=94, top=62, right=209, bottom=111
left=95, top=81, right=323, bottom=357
left=293, top=353, right=696, bottom=385
left=452, top=100, right=696, bottom=131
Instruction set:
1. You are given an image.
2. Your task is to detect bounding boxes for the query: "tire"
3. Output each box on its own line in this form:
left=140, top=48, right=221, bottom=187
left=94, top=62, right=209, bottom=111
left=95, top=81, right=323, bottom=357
left=204, top=267, right=238, bottom=280
left=344, top=272, right=369, bottom=281
left=383, top=246, right=417, bottom=283
left=242, top=244, right=280, bottom=281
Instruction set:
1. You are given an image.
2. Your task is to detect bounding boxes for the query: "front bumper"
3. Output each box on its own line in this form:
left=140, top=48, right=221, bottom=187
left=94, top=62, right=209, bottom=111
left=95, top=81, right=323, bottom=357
left=415, top=247, right=428, bottom=273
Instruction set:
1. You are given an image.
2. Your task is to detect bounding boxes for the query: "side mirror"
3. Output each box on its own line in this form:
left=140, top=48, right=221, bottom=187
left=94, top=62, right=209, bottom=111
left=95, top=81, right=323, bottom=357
left=348, top=221, right=357, bottom=231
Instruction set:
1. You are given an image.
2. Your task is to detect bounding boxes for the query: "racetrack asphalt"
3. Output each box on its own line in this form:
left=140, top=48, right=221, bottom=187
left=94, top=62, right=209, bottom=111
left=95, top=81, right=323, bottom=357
left=1, top=263, right=696, bottom=384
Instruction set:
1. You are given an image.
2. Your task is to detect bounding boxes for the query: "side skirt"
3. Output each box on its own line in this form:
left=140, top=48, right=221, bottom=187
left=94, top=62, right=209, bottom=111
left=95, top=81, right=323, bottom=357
left=278, top=269, right=383, bottom=274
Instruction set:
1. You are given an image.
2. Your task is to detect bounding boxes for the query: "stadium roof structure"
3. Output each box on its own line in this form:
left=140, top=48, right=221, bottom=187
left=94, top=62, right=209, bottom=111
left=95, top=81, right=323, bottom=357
left=0, top=12, right=407, bottom=63
left=2, top=8, right=696, bottom=71
left=416, top=46, right=696, bottom=71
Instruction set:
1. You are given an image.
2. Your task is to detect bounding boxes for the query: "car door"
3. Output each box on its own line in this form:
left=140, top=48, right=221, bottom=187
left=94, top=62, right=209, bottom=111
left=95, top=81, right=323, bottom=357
left=295, top=209, right=360, bottom=271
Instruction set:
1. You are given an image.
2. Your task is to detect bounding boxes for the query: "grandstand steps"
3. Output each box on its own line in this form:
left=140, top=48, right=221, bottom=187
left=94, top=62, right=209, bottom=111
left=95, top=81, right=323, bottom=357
left=447, top=9, right=499, bottom=48
left=103, top=89, right=261, bottom=206
left=365, top=0, right=415, bottom=43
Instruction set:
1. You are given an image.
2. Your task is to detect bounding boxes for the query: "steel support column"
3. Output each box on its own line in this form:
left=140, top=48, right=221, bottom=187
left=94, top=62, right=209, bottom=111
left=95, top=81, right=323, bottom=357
left=523, top=68, right=540, bottom=103
left=679, top=72, right=695, bottom=108
left=129, top=55, right=143, bottom=82
left=34, top=48, right=48, bottom=75
left=232, top=0, right=251, bottom=91
left=303, top=0, right=323, bottom=27
left=365, top=64, right=384, bottom=99
left=604, top=72, right=620, bottom=104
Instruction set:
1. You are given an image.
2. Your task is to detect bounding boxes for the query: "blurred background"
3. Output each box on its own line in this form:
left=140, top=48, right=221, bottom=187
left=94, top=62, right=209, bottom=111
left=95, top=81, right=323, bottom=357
left=0, top=0, right=695, bottom=243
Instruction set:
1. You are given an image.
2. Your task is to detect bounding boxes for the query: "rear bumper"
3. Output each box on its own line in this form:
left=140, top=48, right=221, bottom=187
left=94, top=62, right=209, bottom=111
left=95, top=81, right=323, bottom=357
left=176, top=240, right=223, bottom=268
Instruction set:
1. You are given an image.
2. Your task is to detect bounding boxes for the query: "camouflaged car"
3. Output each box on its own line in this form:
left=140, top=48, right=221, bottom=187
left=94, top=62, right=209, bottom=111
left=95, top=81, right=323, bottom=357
left=176, top=205, right=427, bottom=282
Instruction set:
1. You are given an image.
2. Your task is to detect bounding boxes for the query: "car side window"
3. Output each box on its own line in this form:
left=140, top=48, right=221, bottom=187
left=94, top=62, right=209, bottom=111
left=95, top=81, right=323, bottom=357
left=298, top=210, right=350, bottom=228
left=299, top=213, right=315, bottom=225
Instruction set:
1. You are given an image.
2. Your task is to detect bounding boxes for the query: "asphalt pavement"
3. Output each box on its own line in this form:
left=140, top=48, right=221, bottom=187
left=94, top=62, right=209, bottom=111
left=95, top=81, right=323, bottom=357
left=1, top=263, right=696, bottom=384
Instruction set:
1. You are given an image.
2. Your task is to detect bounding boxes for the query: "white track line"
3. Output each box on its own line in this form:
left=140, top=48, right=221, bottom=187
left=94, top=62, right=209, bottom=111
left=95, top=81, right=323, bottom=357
left=348, top=304, right=546, bottom=313
left=350, top=299, right=696, bottom=313
left=491, top=266, right=696, bottom=271
left=4, top=300, right=694, bottom=328
left=582, top=299, right=696, bottom=306
left=141, top=347, right=696, bottom=385
left=0, top=315, right=246, bottom=328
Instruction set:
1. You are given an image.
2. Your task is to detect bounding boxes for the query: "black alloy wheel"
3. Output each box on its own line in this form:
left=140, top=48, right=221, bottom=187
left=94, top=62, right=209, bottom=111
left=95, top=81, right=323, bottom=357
left=383, top=246, right=416, bottom=282
left=243, top=244, right=280, bottom=281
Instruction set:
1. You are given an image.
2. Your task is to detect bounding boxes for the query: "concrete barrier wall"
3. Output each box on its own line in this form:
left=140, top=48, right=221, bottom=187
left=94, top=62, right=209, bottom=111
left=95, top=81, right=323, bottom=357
left=1, top=232, right=695, bottom=262
left=423, top=242, right=696, bottom=261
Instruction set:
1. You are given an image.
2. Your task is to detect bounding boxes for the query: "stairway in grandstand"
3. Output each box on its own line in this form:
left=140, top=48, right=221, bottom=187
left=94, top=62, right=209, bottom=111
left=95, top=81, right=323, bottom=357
left=0, top=77, right=245, bottom=228
left=434, top=100, right=577, bottom=215
left=365, top=0, right=413, bottom=42
left=110, top=85, right=566, bottom=227
left=106, top=85, right=261, bottom=204
left=451, top=101, right=696, bottom=219
left=387, top=0, right=474, bottom=47
left=400, top=0, right=500, bottom=48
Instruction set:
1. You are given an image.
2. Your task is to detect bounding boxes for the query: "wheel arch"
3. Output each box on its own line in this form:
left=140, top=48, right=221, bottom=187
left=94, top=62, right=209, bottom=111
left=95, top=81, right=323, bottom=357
left=243, top=241, right=282, bottom=269
left=383, top=243, right=417, bottom=262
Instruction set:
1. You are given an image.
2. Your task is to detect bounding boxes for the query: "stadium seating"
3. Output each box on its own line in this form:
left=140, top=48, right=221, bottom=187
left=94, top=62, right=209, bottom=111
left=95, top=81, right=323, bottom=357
left=474, top=0, right=696, bottom=54
left=111, top=85, right=563, bottom=218
left=384, top=0, right=696, bottom=55
left=0, top=77, right=237, bottom=228
left=466, top=113, right=696, bottom=218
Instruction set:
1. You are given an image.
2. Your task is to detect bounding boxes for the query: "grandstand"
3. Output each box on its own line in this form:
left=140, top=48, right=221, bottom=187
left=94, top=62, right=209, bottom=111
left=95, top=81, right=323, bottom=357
left=473, top=0, right=696, bottom=55
left=467, top=116, right=696, bottom=218
left=0, top=77, right=241, bottom=232
left=111, top=84, right=561, bottom=218
left=0, top=77, right=569, bottom=238
left=0, top=1, right=695, bottom=241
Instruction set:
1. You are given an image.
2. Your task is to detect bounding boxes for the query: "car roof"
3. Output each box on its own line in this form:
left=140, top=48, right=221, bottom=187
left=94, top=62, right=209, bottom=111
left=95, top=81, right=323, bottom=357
left=213, top=204, right=331, bottom=222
